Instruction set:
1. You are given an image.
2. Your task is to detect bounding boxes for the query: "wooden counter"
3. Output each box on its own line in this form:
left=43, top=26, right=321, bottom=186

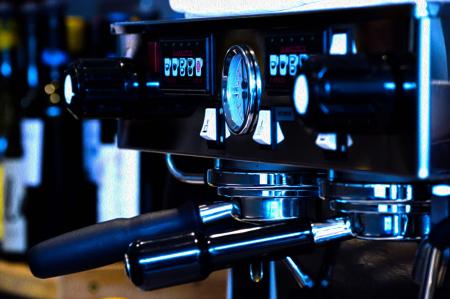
left=0, top=261, right=227, bottom=299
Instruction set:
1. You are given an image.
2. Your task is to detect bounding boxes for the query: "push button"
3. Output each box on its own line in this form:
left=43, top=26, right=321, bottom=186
left=200, top=108, right=217, bottom=141
left=252, top=110, right=285, bottom=146
left=315, top=133, right=353, bottom=151
left=200, top=108, right=231, bottom=142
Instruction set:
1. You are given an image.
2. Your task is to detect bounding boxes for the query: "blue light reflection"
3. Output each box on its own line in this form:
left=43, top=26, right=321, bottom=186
left=403, top=82, right=417, bottom=90
left=146, top=81, right=160, bottom=88
left=42, top=49, right=68, bottom=67
left=201, top=211, right=232, bottom=223
left=418, top=17, right=431, bottom=179
left=432, top=185, right=450, bottom=197
left=384, top=216, right=392, bottom=232
left=0, top=137, right=8, bottom=154
left=383, top=82, right=416, bottom=91
left=46, top=106, right=62, bottom=118
left=138, top=249, right=200, bottom=264
left=200, top=203, right=233, bottom=223
left=1, top=61, right=12, bottom=78
left=383, top=82, right=396, bottom=90
left=209, top=231, right=307, bottom=253
left=27, top=65, right=39, bottom=87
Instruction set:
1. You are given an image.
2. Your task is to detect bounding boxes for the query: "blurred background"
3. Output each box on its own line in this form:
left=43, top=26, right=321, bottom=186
left=0, top=1, right=223, bottom=298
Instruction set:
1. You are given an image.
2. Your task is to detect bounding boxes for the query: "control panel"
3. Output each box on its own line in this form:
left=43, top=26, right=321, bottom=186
left=159, top=38, right=211, bottom=92
left=63, top=4, right=450, bottom=180
left=265, top=33, right=323, bottom=93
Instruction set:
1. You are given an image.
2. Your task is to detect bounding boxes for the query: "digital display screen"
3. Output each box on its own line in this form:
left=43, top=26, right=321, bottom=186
left=159, top=38, right=210, bottom=92
left=265, top=33, right=323, bottom=93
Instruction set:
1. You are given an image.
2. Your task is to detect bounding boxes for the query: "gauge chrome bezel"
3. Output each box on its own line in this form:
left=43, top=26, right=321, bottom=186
left=221, top=44, right=261, bottom=135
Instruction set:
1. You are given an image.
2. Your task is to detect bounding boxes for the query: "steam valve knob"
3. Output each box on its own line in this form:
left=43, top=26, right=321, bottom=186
left=64, top=58, right=142, bottom=119
left=292, top=55, right=416, bottom=132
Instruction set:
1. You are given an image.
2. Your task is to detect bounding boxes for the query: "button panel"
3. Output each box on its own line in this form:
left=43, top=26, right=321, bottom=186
left=159, top=38, right=211, bottom=93
left=265, top=33, right=323, bottom=93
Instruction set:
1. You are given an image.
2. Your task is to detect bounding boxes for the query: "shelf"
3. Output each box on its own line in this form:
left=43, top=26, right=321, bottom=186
left=0, top=260, right=227, bottom=299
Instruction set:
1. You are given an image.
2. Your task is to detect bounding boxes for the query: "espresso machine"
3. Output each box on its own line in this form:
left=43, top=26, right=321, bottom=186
left=27, top=1, right=450, bottom=298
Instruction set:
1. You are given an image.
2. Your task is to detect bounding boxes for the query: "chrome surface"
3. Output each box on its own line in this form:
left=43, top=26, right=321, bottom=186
left=417, top=245, right=443, bottom=299
left=348, top=213, right=430, bottom=241
left=319, top=181, right=414, bottom=201
left=232, top=197, right=304, bottom=221
left=323, top=181, right=431, bottom=240
left=125, top=214, right=352, bottom=291
left=208, top=168, right=318, bottom=187
left=311, top=219, right=354, bottom=244
left=165, top=154, right=205, bottom=185
left=208, top=168, right=319, bottom=221
left=219, top=189, right=317, bottom=198
left=283, top=256, right=314, bottom=288
left=269, top=261, right=277, bottom=299
left=221, top=44, right=261, bottom=135
left=413, top=241, right=448, bottom=295
left=199, top=202, right=234, bottom=223
left=416, top=5, right=431, bottom=180
left=249, top=262, right=264, bottom=283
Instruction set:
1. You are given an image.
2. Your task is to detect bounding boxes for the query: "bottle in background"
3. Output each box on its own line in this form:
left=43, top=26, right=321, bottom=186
left=24, top=0, right=97, bottom=249
left=1, top=0, right=29, bottom=260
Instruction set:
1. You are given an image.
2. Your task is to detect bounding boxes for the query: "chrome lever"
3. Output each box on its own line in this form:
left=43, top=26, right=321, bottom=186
left=283, top=256, right=314, bottom=289
left=413, top=241, right=447, bottom=299
left=413, top=216, right=450, bottom=299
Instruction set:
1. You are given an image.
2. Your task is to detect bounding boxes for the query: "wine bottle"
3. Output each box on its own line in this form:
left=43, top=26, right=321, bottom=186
left=24, top=0, right=97, bottom=248
left=0, top=1, right=30, bottom=260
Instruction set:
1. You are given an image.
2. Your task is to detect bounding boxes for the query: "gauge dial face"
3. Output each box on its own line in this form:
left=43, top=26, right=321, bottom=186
left=222, top=45, right=261, bottom=135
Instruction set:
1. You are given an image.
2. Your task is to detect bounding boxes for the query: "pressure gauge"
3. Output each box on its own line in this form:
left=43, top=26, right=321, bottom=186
left=221, top=45, right=261, bottom=135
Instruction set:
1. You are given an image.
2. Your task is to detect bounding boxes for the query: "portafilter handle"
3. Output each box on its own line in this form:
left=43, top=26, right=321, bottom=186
left=28, top=202, right=233, bottom=278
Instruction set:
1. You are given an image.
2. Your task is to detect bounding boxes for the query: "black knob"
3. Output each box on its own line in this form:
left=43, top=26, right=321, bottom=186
left=292, top=55, right=416, bottom=132
left=64, top=58, right=143, bottom=119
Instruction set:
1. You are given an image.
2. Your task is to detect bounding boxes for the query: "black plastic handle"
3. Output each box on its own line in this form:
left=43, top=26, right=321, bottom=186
left=28, top=202, right=199, bottom=278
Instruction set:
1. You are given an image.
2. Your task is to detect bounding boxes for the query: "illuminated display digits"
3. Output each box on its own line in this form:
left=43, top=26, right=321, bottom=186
left=163, top=57, right=204, bottom=77
left=164, top=58, right=171, bottom=77
left=289, top=54, right=299, bottom=76
left=269, top=55, right=279, bottom=76
left=299, top=54, right=309, bottom=68
left=171, top=58, right=179, bottom=76
left=187, top=58, right=195, bottom=77
left=179, top=58, right=187, bottom=77
left=268, top=54, right=309, bottom=77
left=195, top=58, right=203, bottom=77
left=279, top=54, right=288, bottom=76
